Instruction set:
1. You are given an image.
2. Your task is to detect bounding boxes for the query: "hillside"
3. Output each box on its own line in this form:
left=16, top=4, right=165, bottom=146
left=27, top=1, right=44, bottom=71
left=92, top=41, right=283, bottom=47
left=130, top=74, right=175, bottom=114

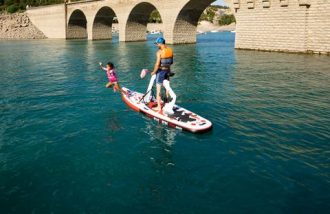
left=0, top=12, right=46, bottom=39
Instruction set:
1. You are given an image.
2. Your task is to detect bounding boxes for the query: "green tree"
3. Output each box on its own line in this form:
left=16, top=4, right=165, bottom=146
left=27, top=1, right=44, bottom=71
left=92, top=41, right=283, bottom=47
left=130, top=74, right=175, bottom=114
left=7, top=3, right=19, bottom=13
left=149, top=10, right=162, bottom=23
left=1, top=0, right=65, bottom=11
left=4, top=0, right=15, bottom=5
left=219, top=14, right=236, bottom=26
left=199, top=7, right=217, bottom=22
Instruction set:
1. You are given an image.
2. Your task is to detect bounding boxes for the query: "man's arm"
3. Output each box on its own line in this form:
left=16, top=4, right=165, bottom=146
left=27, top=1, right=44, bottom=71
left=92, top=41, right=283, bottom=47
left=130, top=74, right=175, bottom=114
left=151, top=51, right=161, bottom=76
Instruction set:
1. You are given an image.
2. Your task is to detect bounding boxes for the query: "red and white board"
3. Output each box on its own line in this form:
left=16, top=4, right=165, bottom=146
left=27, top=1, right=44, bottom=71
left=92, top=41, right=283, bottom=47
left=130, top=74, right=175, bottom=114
left=121, top=87, right=212, bottom=133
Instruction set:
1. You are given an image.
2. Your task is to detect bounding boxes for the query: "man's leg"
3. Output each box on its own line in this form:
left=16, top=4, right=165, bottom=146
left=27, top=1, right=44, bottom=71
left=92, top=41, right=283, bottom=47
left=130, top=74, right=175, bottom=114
left=163, top=80, right=176, bottom=114
left=145, top=74, right=157, bottom=103
left=154, top=84, right=162, bottom=112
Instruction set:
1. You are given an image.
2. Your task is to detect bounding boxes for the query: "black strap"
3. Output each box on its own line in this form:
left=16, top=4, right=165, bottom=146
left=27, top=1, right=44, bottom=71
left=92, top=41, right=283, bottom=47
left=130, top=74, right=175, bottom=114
left=139, top=88, right=155, bottom=104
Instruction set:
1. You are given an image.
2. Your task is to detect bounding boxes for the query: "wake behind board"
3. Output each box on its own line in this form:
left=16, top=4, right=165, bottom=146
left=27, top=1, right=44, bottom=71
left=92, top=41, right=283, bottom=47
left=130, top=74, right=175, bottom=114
left=121, top=87, right=212, bottom=133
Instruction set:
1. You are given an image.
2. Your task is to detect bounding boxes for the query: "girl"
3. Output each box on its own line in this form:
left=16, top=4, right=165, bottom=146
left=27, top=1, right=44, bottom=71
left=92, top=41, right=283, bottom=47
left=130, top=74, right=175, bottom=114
left=99, top=62, right=122, bottom=93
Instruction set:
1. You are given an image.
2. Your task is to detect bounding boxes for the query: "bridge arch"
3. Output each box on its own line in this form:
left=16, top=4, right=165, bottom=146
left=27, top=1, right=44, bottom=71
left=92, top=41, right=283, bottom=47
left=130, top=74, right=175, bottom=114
left=67, top=9, right=87, bottom=39
left=170, top=0, right=216, bottom=44
left=92, top=6, right=118, bottom=40
left=124, top=2, right=163, bottom=42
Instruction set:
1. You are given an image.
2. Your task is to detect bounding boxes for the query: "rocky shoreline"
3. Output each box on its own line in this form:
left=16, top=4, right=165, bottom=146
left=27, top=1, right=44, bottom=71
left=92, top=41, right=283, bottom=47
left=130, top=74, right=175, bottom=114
left=0, top=12, right=46, bottom=39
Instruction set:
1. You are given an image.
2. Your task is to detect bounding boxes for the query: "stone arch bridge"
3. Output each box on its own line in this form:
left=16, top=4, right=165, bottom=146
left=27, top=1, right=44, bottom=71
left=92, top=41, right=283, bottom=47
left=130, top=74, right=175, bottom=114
left=29, top=0, right=227, bottom=44
left=27, top=0, right=329, bottom=54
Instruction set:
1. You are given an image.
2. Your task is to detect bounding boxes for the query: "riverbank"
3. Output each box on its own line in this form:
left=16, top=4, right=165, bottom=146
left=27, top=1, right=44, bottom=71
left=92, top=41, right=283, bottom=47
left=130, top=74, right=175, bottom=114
left=0, top=12, right=46, bottom=39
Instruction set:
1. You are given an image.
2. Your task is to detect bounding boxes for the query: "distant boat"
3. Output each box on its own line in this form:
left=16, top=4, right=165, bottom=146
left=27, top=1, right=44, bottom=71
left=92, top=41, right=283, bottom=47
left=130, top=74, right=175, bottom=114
left=211, top=30, right=218, bottom=33
left=150, top=30, right=161, bottom=35
left=231, top=30, right=236, bottom=33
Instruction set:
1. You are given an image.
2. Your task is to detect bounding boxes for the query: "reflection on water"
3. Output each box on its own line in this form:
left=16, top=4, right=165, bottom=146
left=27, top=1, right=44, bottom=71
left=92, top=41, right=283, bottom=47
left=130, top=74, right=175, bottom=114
left=144, top=123, right=177, bottom=147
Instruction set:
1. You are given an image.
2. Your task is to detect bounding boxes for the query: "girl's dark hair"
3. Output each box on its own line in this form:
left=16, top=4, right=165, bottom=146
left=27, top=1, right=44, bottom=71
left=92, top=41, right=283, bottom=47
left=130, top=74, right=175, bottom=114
left=107, top=62, right=114, bottom=69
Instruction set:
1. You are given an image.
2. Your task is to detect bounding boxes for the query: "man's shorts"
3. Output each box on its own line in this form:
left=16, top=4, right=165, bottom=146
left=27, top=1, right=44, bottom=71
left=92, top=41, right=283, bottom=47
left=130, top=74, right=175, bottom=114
left=156, top=70, right=169, bottom=85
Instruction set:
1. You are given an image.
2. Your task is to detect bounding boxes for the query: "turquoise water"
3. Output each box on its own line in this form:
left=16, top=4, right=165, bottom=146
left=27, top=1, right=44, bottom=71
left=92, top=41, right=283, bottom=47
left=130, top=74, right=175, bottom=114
left=0, top=33, right=329, bottom=213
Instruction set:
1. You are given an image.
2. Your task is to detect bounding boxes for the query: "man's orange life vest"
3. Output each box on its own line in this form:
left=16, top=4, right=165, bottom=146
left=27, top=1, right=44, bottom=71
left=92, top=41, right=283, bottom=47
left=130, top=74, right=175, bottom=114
left=160, top=47, right=174, bottom=69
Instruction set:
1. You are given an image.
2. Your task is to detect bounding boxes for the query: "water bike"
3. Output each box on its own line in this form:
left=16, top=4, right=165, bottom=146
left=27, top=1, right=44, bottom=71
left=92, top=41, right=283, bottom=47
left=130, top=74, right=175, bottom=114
left=121, top=70, right=212, bottom=133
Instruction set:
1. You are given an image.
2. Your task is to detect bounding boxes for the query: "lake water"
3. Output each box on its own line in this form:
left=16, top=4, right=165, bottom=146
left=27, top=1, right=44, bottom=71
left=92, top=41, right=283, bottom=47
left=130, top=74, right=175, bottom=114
left=0, top=33, right=329, bottom=213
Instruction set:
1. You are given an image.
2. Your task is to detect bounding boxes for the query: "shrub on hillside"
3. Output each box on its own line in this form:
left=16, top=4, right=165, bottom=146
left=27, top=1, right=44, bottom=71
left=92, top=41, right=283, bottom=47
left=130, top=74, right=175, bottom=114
left=4, top=0, right=14, bottom=6
left=219, top=14, right=236, bottom=26
left=199, top=7, right=216, bottom=22
left=7, top=3, right=19, bottom=13
left=19, top=2, right=26, bottom=10
left=149, top=10, right=162, bottom=23
left=0, top=6, right=6, bottom=12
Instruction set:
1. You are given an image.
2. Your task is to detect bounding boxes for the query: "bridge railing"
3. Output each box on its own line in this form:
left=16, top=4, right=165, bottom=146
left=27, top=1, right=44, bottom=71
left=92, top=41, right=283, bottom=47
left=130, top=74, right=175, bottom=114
left=66, top=0, right=105, bottom=5
left=25, top=0, right=105, bottom=9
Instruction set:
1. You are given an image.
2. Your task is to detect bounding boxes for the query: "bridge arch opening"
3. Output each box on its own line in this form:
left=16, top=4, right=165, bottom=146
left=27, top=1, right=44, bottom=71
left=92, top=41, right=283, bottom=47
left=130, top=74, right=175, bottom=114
left=125, top=2, right=163, bottom=42
left=67, top=9, right=87, bottom=39
left=172, top=0, right=216, bottom=44
left=92, top=7, right=118, bottom=40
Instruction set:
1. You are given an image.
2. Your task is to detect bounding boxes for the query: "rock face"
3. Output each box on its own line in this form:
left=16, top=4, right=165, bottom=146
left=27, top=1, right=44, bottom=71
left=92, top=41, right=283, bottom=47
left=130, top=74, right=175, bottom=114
left=0, top=12, right=46, bottom=39
left=197, top=21, right=236, bottom=32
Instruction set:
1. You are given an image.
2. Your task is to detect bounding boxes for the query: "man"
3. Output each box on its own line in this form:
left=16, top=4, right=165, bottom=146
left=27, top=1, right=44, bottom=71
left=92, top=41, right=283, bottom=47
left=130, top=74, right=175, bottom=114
left=150, top=37, right=176, bottom=114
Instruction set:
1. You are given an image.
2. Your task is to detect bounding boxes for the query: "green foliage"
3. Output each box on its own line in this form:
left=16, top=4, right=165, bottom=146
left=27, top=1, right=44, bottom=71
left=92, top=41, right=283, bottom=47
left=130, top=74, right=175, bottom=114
left=7, top=3, right=19, bottom=13
left=199, top=7, right=216, bottom=22
left=4, top=0, right=15, bottom=5
left=149, top=10, right=162, bottom=23
left=211, top=5, right=229, bottom=9
left=1, top=0, right=64, bottom=11
left=18, top=1, right=25, bottom=9
left=218, top=14, right=236, bottom=26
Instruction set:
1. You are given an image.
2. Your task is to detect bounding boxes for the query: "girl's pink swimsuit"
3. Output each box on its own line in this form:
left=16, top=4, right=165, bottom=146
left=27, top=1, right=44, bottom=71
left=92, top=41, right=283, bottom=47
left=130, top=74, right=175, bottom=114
left=102, top=67, right=118, bottom=83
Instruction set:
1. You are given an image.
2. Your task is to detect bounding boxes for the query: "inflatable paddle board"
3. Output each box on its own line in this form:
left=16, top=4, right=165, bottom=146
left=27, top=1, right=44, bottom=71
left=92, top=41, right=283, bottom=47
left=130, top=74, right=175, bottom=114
left=121, top=87, right=212, bottom=133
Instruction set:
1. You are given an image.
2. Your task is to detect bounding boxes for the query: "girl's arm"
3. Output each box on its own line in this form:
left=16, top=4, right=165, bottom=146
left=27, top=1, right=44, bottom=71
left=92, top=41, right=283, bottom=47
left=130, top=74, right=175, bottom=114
left=99, top=62, right=107, bottom=72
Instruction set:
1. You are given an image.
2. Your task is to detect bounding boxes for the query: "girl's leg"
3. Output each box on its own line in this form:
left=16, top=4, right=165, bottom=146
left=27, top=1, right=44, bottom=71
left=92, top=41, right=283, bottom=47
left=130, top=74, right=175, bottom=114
left=115, top=82, right=123, bottom=93
left=106, top=82, right=113, bottom=88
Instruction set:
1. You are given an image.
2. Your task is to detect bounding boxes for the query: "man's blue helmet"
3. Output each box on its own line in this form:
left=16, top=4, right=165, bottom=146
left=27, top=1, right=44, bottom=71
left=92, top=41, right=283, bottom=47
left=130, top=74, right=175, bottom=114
left=154, top=37, right=165, bottom=44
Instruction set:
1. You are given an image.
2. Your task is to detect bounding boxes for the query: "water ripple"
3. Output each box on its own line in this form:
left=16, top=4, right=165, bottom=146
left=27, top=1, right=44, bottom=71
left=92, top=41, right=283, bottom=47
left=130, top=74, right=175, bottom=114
left=0, top=35, right=329, bottom=213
